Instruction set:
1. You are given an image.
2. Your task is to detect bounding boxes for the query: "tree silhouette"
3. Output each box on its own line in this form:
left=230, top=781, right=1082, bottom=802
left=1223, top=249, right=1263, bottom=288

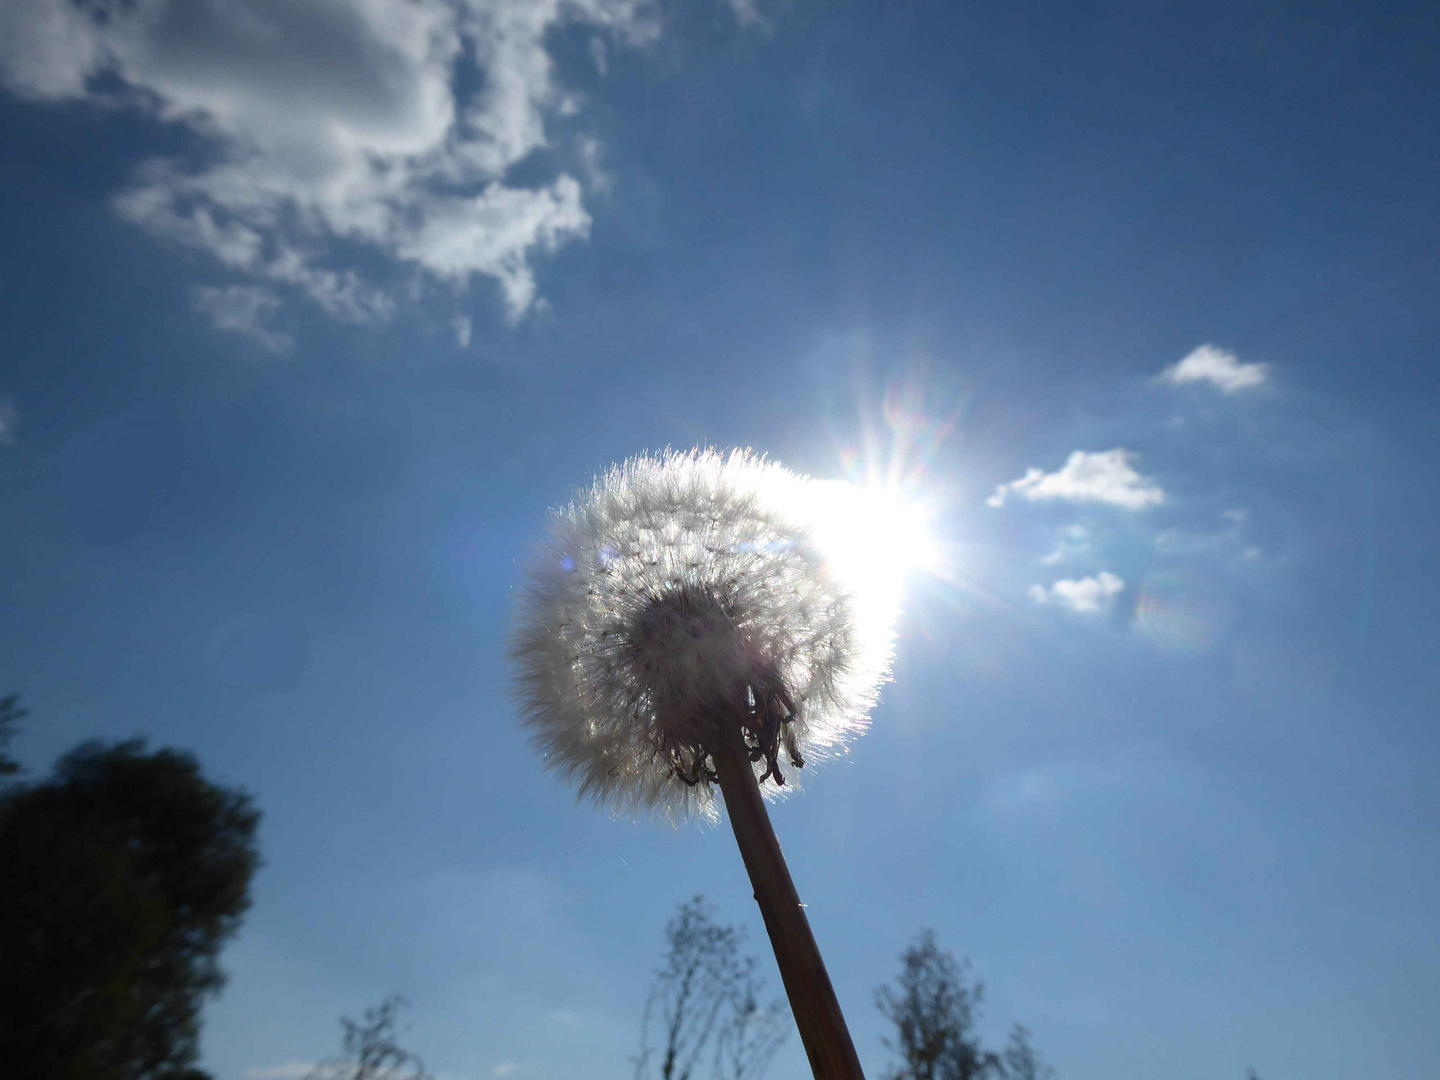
left=307, top=996, right=430, bottom=1080
left=0, top=736, right=260, bottom=1079
left=712, top=955, right=790, bottom=1080
left=875, top=931, right=997, bottom=1080
left=998, top=1025, right=1055, bottom=1080
left=876, top=933, right=1059, bottom=1080
left=636, top=897, right=790, bottom=1080
left=0, top=692, right=25, bottom=775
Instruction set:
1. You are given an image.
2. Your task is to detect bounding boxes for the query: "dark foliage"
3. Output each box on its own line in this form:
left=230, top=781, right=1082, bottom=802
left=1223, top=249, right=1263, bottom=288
left=636, top=897, right=789, bottom=1080
left=0, top=737, right=261, bottom=1080
left=876, top=930, right=996, bottom=1080
left=712, top=956, right=790, bottom=1080
left=877, top=932, right=1057, bottom=1080
left=308, top=995, right=431, bottom=1080
left=0, top=693, right=25, bottom=775
left=999, top=1025, right=1055, bottom=1080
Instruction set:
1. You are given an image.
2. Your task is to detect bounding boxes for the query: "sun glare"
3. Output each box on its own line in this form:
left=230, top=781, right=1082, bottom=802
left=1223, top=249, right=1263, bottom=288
left=804, top=480, right=945, bottom=621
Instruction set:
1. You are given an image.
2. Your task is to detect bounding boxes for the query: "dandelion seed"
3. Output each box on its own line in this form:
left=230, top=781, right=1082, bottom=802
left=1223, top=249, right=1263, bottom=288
left=511, top=448, right=893, bottom=822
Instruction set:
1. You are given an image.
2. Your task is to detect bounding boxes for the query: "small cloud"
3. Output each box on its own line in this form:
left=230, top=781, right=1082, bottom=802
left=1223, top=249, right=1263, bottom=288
left=722, top=0, right=772, bottom=31
left=248, top=1063, right=416, bottom=1080
left=0, top=397, right=19, bottom=446
left=986, top=766, right=1066, bottom=814
left=988, top=449, right=1164, bottom=510
left=1030, top=572, right=1125, bottom=615
left=244, top=1064, right=320, bottom=1080
left=191, top=286, right=293, bottom=351
left=493, top=1064, right=519, bottom=1078
left=1040, top=523, right=1089, bottom=565
left=452, top=314, right=473, bottom=348
left=575, top=134, right=613, bottom=195
left=1154, top=507, right=1249, bottom=556
left=984, top=755, right=1178, bottom=820
left=1161, top=344, right=1268, bottom=393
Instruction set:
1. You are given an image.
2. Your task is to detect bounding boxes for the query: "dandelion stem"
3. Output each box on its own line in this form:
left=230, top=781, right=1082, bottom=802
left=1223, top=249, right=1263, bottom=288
left=710, top=716, right=866, bottom=1080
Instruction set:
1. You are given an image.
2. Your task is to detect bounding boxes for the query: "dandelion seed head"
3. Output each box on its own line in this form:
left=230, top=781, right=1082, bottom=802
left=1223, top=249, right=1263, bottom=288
left=511, top=448, right=893, bottom=822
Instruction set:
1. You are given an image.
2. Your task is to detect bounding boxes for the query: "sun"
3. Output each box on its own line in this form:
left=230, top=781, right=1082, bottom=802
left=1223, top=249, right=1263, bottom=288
left=803, top=479, right=945, bottom=623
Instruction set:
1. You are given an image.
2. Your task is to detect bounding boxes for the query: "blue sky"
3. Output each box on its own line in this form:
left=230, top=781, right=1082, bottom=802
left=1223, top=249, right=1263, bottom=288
left=1, top=2, right=1437, bottom=1078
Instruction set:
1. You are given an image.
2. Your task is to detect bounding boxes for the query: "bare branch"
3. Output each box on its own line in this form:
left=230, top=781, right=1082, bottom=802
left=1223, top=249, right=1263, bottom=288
left=636, top=898, right=790, bottom=1080
left=309, top=996, right=430, bottom=1080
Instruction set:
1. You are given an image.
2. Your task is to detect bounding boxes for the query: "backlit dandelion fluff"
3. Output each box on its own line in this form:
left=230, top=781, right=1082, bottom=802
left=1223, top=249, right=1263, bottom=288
left=512, top=447, right=902, bottom=1080
left=512, top=448, right=893, bottom=822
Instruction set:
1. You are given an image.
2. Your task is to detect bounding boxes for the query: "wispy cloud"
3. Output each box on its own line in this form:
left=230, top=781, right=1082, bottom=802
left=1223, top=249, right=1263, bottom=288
left=243, top=1063, right=319, bottom=1080
left=988, top=449, right=1164, bottom=510
left=1028, top=572, right=1125, bottom=615
left=191, top=286, right=293, bottom=351
left=1153, top=506, right=1250, bottom=556
left=0, top=0, right=661, bottom=334
left=984, top=753, right=1178, bottom=817
left=1040, top=523, right=1090, bottom=565
left=721, top=0, right=771, bottom=31
left=0, top=396, right=18, bottom=446
left=248, top=1062, right=447, bottom=1080
left=1160, top=344, right=1268, bottom=393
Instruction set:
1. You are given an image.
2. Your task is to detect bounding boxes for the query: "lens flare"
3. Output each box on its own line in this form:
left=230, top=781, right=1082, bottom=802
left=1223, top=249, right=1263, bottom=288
left=827, top=372, right=965, bottom=605
left=1134, top=572, right=1223, bottom=654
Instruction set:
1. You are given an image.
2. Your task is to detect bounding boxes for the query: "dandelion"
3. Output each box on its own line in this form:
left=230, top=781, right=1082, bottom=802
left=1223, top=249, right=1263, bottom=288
left=512, top=448, right=892, bottom=821
left=512, top=448, right=900, bottom=1080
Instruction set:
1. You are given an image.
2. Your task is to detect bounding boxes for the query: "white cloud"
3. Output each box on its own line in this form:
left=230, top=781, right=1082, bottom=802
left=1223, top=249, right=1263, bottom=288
left=722, top=0, right=771, bottom=30
left=191, top=285, right=293, bottom=351
left=575, top=133, right=612, bottom=194
left=1154, top=506, right=1249, bottom=555
left=248, top=1062, right=438, bottom=1080
left=1029, top=572, right=1125, bottom=615
left=988, top=449, right=1164, bottom=510
left=0, top=397, right=18, bottom=446
left=1040, top=523, right=1089, bottom=565
left=244, top=1064, right=320, bottom=1080
left=0, top=0, right=660, bottom=325
left=493, top=1064, right=519, bottom=1077
left=984, top=754, right=1178, bottom=818
left=1160, top=344, right=1268, bottom=393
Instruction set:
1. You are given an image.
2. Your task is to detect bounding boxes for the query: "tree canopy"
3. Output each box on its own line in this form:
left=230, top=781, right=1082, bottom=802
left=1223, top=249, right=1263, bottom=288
left=876, top=930, right=994, bottom=1080
left=307, top=995, right=431, bottom=1080
left=636, top=897, right=790, bottom=1080
left=876, top=931, right=1057, bottom=1080
left=0, top=692, right=25, bottom=775
left=0, top=736, right=261, bottom=1079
